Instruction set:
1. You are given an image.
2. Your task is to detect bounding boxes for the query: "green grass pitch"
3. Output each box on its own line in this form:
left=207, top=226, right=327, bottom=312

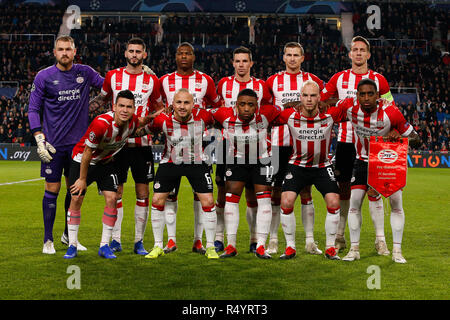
left=0, top=161, right=448, bottom=300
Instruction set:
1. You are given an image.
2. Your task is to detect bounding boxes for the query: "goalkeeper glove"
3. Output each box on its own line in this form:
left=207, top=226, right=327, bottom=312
left=34, top=133, right=56, bottom=163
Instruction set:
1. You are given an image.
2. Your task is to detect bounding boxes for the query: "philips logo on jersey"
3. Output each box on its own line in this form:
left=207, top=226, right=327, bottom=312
left=378, top=149, right=398, bottom=163
left=58, top=88, right=81, bottom=102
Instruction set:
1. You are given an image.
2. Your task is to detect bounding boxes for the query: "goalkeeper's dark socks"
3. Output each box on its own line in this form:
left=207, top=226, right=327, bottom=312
left=63, top=189, right=72, bottom=236
left=43, top=190, right=58, bottom=243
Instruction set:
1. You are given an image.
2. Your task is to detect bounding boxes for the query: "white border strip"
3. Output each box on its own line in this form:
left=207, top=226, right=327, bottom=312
left=0, top=178, right=44, bottom=186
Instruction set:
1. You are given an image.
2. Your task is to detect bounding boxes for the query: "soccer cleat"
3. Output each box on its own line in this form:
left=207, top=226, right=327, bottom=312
left=279, top=246, right=296, bottom=260
left=220, top=245, right=238, bottom=258
left=63, top=245, right=77, bottom=259
left=325, top=247, right=341, bottom=260
left=98, top=244, right=117, bottom=259
left=305, top=242, right=323, bottom=255
left=61, top=233, right=87, bottom=251
left=375, top=240, right=390, bottom=256
left=42, top=240, right=56, bottom=254
left=249, top=242, right=257, bottom=253
left=266, top=239, right=278, bottom=254
left=163, top=239, right=178, bottom=254
left=335, top=235, right=347, bottom=251
left=192, top=239, right=206, bottom=255
left=342, top=247, right=361, bottom=261
left=255, top=245, right=272, bottom=259
left=214, top=240, right=224, bottom=253
left=206, top=247, right=219, bottom=259
left=145, top=246, right=165, bottom=259
left=392, top=249, right=407, bottom=264
left=109, top=239, right=122, bottom=252
left=134, top=240, right=148, bottom=255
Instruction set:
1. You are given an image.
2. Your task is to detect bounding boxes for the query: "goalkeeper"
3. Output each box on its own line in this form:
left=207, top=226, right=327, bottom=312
left=28, top=35, right=104, bottom=255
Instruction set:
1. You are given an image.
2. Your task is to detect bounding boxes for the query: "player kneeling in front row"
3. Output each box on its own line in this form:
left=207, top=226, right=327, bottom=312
left=142, top=88, right=219, bottom=260
left=277, top=80, right=342, bottom=260
left=333, top=79, right=420, bottom=263
left=64, top=90, right=160, bottom=259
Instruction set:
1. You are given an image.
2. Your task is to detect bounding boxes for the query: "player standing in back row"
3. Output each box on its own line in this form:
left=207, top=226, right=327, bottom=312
left=321, top=36, right=394, bottom=255
left=28, top=35, right=104, bottom=254
left=159, top=42, right=223, bottom=255
left=266, top=42, right=325, bottom=255
left=98, top=37, right=163, bottom=256
left=216, top=46, right=272, bottom=254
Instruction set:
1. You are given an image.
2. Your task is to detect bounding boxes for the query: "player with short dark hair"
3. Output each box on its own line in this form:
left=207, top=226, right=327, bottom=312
left=63, top=90, right=161, bottom=259
left=266, top=41, right=325, bottom=255
left=211, top=88, right=281, bottom=259
left=216, top=46, right=272, bottom=254
left=159, top=42, right=223, bottom=255
left=331, top=79, right=420, bottom=263
left=28, top=35, right=104, bottom=254
left=95, top=37, right=163, bottom=256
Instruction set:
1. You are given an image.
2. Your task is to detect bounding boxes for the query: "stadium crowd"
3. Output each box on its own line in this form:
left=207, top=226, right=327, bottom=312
left=0, top=2, right=448, bottom=152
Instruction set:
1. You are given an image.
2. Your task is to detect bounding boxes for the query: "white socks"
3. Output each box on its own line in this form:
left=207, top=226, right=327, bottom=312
left=201, top=205, right=217, bottom=248
left=337, top=198, right=350, bottom=238
left=215, top=203, right=225, bottom=243
left=270, top=200, right=280, bottom=241
left=165, top=198, right=178, bottom=243
left=134, top=198, right=149, bottom=243
left=112, top=199, right=123, bottom=243
left=301, top=198, right=315, bottom=244
left=347, top=188, right=365, bottom=247
left=368, top=194, right=386, bottom=243
left=325, top=207, right=340, bottom=248
left=280, top=207, right=296, bottom=249
left=224, top=193, right=240, bottom=247
left=389, top=190, right=405, bottom=250
left=193, top=197, right=203, bottom=242
left=67, top=209, right=81, bottom=247
left=100, top=207, right=118, bottom=247
left=255, top=191, right=272, bottom=248
left=151, top=204, right=165, bottom=249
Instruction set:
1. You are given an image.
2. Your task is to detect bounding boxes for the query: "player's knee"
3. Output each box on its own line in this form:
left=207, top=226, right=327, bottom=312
left=389, top=191, right=403, bottom=211
left=326, top=196, right=340, bottom=211
left=280, top=198, right=295, bottom=212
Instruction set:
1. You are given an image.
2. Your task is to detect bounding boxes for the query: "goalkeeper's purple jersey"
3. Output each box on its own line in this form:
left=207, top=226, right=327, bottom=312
left=28, top=64, right=104, bottom=147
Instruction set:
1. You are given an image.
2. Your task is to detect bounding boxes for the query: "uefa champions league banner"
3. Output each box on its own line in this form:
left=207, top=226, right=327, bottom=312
left=0, top=143, right=448, bottom=168
left=65, top=0, right=354, bottom=14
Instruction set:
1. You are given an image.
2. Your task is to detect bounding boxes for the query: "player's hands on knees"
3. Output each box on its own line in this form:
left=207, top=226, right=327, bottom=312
left=34, top=133, right=56, bottom=163
left=70, top=179, right=87, bottom=196
left=385, top=129, right=401, bottom=142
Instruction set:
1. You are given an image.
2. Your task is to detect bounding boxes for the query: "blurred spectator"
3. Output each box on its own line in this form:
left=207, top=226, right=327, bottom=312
left=0, top=1, right=448, bottom=151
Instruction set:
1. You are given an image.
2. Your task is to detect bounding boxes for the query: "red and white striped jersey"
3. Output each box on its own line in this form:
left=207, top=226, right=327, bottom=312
left=217, top=75, right=272, bottom=108
left=160, top=70, right=222, bottom=109
left=266, top=71, right=324, bottom=147
left=321, top=69, right=391, bottom=144
left=146, top=108, right=214, bottom=164
left=72, top=111, right=139, bottom=165
left=101, top=67, right=162, bottom=147
left=335, top=98, right=413, bottom=162
left=211, top=105, right=281, bottom=161
left=276, top=108, right=345, bottom=168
